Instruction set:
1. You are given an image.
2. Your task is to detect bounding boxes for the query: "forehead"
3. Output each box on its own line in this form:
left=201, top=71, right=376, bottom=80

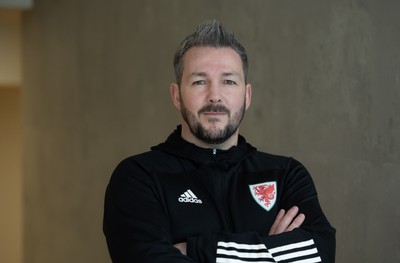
left=182, top=47, right=244, bottom=77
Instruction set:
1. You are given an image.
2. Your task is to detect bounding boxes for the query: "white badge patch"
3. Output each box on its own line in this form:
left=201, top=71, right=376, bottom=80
left=249, top=181, right=277, bottom=211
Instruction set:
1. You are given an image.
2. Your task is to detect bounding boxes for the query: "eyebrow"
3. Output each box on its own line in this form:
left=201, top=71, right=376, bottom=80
left=221, top=72, right=240, bottom=77
left=189, top=71, right=241, bottom=78
left=189, top=72, right=208, bottom=78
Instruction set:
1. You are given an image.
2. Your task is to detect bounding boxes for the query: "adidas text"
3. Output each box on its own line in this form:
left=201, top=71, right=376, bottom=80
left=178, top=197, right=202, bottom=204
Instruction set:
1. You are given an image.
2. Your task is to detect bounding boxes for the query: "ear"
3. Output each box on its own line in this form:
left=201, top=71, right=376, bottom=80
left=245, top=83, right=252, bottom=111
left=170, top=83, right=181, bottom=110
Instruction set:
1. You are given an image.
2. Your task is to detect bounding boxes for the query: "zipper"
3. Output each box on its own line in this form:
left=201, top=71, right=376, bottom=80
left=212, top=147, right=233, bottom=231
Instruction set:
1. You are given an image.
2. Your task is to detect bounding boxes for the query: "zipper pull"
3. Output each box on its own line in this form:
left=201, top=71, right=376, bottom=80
left=213, top=149, right=217, bottom=155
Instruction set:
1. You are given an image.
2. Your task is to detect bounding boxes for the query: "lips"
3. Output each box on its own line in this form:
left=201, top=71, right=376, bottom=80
left=202, top=112, right=226, bottom=118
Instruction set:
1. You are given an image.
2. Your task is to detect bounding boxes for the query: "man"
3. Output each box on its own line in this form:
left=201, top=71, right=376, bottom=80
left=103, top=20, right=335, bottom=262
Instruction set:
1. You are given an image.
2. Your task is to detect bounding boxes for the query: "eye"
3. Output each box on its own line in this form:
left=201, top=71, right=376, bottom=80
left=192, top=80, right=206, bottom=86
left=223, top=79, right=237, bottom=85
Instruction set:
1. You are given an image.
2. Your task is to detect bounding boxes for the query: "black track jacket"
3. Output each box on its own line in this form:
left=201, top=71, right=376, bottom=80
left=103, top=126, right=336, bottom=262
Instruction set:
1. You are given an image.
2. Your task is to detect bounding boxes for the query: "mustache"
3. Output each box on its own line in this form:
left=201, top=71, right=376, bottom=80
left=198, top=104, right=230, bottom=116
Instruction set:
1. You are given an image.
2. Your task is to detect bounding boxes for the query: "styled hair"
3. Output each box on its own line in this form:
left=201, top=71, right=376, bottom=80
left=173, top=19, right=248, bottom=86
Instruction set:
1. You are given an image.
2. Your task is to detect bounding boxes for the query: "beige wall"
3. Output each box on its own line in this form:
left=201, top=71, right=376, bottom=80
left=22, top=1, right=400, bottom=262
left=0, top=9, right=21, bottom=86
left=0, top=88, right=22, bottom=263
left=0, top=8, right=22, bottom=263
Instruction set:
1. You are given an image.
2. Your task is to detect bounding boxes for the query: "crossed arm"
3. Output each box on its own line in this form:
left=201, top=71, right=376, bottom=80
left=174, top=206, right=305, bottom=255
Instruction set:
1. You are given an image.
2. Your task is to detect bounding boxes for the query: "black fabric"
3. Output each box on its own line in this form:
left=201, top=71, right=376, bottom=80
left=103, top=126, right=335, bottom=262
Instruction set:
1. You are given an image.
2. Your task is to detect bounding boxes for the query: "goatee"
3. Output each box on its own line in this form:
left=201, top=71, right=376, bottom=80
left=180, top=101, right=246, bottom=145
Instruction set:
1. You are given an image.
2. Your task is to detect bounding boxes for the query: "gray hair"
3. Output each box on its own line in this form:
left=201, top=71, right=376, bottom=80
left=173, top=20, right=248, bottom=86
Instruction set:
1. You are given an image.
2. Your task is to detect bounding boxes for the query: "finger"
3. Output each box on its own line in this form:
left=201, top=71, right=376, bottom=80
left=273, top=206, right=299, bottom=234
left=285, top=213, right=305, bottom=232
left=269, top=209, right=285, bottom=235
left=173, top=242, right=187, bottom=255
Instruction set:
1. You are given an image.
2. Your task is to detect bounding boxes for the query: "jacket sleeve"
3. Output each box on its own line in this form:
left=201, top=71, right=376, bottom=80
left=187, top=228, right=335, bottom=262
left=186, top=158, right=336, bottom=262
left=103, top=158, right=195, bottom=263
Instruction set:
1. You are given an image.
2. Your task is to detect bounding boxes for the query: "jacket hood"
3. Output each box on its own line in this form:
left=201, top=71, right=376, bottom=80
left=151, top=125, right=257, bottom=168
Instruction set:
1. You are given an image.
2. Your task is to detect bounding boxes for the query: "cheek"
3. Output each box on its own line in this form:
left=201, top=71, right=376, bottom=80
left=180, top=94, right=202, bottom=111
left=229, top=93, right=247, bottom=110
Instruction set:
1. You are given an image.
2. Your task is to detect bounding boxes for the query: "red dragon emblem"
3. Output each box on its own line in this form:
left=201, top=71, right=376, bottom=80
left=249, top=182, right=277, bottom=211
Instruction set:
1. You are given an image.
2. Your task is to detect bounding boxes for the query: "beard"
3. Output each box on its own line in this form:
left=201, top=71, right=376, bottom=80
left=180, top=99, right=246, bottom=145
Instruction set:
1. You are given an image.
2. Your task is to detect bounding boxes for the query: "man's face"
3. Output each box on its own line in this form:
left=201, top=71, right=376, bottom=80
left=172, top=46, right=251, bottom=146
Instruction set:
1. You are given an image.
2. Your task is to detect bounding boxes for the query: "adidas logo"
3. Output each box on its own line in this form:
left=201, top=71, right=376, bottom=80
left=178, top=189, right=202, bottom=204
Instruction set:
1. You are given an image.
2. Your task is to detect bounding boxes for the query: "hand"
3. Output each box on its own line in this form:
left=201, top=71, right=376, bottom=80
left=268, top=206, right=305, bottom=235
left=174, top=242, right=187, bottom=255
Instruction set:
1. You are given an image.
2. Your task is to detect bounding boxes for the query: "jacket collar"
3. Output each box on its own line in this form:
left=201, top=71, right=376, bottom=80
left=151, top=125, right=256, bottom=167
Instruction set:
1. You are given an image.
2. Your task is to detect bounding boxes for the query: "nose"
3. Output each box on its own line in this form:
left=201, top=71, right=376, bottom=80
left=209, top=96, right=222, bottom=103
left=207, top=83, right=222, bottom=103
